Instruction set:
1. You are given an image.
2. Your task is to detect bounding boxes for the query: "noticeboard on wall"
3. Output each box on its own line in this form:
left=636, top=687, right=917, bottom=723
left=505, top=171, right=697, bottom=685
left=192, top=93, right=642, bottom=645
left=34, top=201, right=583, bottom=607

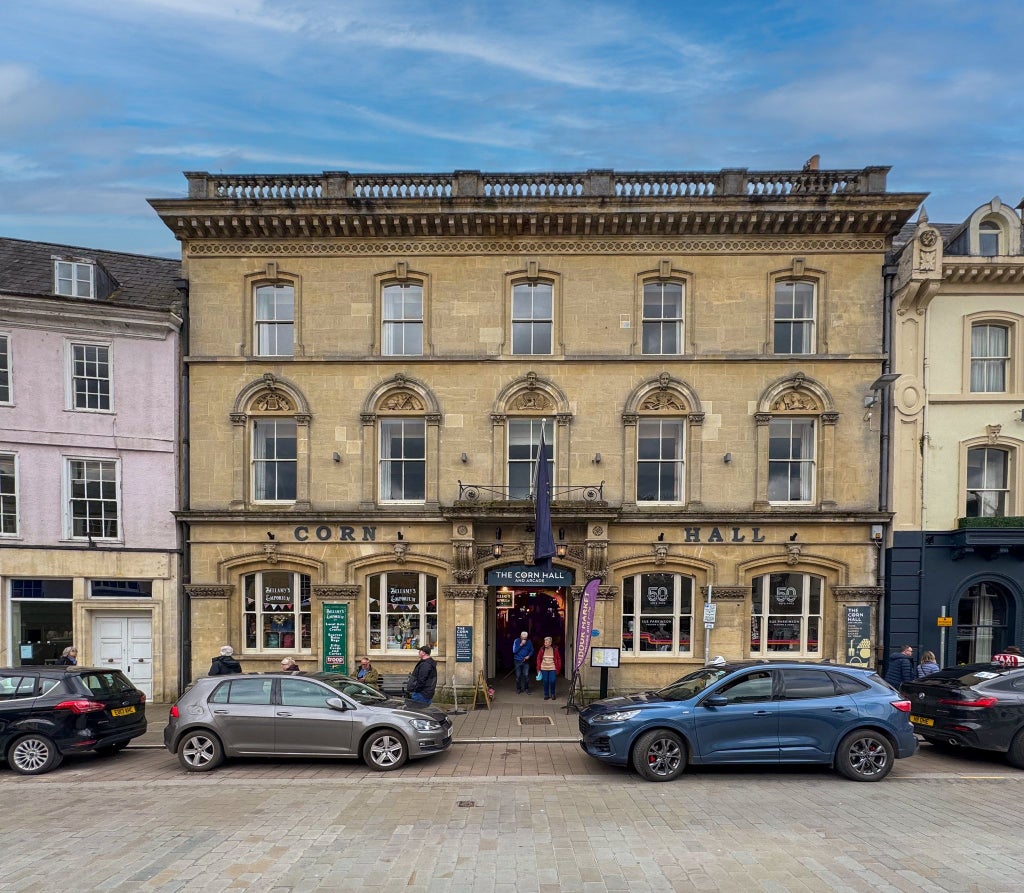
left=844, top=605, right=872, bottom=666
left=591, top=647, right=620, bottom=668
left=322, top=603, right=349, bottom=674
left=455, top=625, right=473, bottom=662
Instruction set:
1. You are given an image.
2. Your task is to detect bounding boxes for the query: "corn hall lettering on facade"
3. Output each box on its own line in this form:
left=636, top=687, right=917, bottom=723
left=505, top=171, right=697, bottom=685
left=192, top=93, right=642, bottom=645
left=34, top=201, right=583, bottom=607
left=149, top=165, right=924, bottom=692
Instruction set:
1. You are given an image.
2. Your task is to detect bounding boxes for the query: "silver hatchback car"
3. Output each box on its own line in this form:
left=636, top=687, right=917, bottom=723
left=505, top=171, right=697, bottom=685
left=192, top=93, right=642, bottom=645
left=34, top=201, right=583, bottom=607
left=164, top=672, right=453, bottom=772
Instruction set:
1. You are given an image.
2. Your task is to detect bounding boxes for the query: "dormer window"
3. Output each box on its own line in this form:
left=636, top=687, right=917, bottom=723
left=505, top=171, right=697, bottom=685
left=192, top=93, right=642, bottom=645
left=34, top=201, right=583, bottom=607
left=54, top=260, right=95, bottom=298
left=979, top=221, right=1001, bottom=257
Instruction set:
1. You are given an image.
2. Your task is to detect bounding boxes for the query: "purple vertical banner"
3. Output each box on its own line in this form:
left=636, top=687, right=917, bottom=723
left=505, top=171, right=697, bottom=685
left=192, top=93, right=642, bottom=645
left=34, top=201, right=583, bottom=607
left=573, top=578, right=601, bottom=674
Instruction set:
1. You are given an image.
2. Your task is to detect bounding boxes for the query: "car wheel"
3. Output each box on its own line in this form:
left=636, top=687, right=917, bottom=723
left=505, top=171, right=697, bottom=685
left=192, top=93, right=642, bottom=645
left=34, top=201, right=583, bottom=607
left=95, top=741, right=130, bottom=757
left=1006, top=730, right=1024, bottom=769
left=631, top=729, right=687, bottom=782
left=835, top=730, right=894, bottom=781
left=363, top=730, right=408, bottom=771
left=8, top=734, right=63, bottom=775
left=178, top=731, right=224, bottom=772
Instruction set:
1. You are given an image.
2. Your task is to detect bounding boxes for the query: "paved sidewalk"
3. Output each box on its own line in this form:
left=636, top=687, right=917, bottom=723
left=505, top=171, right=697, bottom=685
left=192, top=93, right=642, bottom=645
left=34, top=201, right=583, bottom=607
left=136, top=689, right=581, bottom=748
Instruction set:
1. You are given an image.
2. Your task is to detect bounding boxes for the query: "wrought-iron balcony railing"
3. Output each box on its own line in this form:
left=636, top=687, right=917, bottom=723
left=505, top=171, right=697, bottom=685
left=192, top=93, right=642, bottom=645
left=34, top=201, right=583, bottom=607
left=457, top=481, right=604, bottom=504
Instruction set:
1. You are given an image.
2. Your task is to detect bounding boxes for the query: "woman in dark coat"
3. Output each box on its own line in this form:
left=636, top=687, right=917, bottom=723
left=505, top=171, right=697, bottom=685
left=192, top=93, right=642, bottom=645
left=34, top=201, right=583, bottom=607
left=209, top=645, right=242, bottom=675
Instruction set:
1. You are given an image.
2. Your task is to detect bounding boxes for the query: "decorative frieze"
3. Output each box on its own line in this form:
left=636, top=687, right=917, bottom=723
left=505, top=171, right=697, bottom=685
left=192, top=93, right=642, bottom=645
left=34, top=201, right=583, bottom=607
left=312, top=584, right=361, bottom=602
left=444, top=584, right=488, bottom=600
left=185, top=584, right=234, bottom=600
left=831, top=586, right=882, bottom=604
left=703, top=587, right=749, bottom=601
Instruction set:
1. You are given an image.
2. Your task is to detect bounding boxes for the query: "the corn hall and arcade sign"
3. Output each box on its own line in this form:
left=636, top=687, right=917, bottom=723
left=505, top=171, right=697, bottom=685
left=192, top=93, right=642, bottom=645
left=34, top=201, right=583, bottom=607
left=291, top=525, right=771, bottom=544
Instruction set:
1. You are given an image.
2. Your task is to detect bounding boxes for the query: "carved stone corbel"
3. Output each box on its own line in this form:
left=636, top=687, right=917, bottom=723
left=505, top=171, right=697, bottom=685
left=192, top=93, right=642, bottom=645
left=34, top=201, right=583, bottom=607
left=312, top=584, right=361, bottom=602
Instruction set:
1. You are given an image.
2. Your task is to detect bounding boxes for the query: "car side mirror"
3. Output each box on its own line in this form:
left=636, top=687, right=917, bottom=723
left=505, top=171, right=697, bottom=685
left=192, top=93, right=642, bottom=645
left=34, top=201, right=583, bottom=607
left=326, top=697, right=349, bottom=711
left=703, top=695, right=728, bottom=708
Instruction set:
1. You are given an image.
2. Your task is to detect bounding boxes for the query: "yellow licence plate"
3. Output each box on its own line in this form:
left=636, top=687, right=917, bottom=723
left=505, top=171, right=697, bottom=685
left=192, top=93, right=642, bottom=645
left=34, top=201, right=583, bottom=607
left=111, top=706, right=136, bottom=717
left=910, top=715, right=934, bottom=727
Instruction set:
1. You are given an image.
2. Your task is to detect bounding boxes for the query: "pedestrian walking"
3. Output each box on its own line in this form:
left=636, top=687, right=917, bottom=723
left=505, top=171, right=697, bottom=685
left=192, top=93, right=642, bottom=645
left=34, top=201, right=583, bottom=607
left=537, top=636, right=562, bottom=700
left=57, top=646, right=78, bottom=666
left=916, top=650, right=940, bottom=677
left=405, top=645, right=437, bottom=704
left=209, top=645, right=242, bottom=675
left=513, top=631, right=535, bottom=694
left=884, top=644, right=915, bottom=689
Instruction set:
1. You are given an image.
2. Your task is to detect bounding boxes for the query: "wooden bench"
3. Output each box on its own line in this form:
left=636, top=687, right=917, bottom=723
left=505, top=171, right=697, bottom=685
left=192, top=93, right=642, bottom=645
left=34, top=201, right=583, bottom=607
left=377, top=674, right=409, bottom=697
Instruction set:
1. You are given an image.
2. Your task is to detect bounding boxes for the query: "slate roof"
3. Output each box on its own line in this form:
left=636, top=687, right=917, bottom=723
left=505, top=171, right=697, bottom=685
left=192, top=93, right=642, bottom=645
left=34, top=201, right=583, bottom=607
left=0, top=236, right=181, bottom=311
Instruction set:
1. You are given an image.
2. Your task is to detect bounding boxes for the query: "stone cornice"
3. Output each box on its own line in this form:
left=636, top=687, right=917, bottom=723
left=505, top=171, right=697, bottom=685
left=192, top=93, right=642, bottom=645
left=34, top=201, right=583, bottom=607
left=180, top=236, right=891, bottom=256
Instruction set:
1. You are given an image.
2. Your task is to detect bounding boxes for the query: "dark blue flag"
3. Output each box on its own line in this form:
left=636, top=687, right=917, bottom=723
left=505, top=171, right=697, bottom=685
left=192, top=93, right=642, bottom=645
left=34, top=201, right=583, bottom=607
left=533, top=426, right=556, bottom=568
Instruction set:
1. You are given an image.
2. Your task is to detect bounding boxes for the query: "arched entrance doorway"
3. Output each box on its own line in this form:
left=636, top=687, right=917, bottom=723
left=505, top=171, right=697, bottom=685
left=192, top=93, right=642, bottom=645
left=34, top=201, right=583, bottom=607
left=954, top=580, right=1016, bottom=664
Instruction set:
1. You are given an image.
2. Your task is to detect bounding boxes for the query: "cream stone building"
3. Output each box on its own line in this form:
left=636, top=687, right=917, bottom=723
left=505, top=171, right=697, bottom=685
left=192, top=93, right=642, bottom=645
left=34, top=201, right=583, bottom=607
left=887, top=199, right=1024, bottom=666
left=150, top=166, right=923, bottom=694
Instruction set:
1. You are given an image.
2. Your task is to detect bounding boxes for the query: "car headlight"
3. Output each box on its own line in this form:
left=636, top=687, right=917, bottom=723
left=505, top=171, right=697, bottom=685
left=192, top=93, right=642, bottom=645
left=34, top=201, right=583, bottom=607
left=409, top=718, right=442, bottom=732
left=593, top=709, right=641, bottom=723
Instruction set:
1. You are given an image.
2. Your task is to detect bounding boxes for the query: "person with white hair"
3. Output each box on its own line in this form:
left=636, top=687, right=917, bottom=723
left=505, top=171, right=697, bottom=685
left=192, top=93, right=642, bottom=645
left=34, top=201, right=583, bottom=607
left=208, top=645, right=242, bottom=675
left=512, top=631, right=535, bottom=694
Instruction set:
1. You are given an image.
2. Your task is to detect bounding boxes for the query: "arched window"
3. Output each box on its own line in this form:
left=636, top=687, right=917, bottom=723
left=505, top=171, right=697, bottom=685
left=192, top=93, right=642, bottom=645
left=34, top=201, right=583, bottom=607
left=979, top=220, right=1002, bottom=257
left=368, top=571, right=438, bottom=652
left=751, top=572, right=823, bottom=657
left=243, top=570, right=311, bottom=652
left=956, top=581, right=1012, bottom=663
left=621, top=572, right=693, bottom=656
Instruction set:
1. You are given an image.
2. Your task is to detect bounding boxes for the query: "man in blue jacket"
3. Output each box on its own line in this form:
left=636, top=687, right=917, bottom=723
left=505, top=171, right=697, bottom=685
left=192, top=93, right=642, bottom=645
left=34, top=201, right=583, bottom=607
left=513, top=631, right=535, bottom=694
left=884, top=645, right=915, bottom=690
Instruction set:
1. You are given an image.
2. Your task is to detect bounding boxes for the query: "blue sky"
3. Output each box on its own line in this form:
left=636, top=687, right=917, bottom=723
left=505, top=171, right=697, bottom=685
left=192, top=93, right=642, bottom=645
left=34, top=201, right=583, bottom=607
left=1, top=0, right=1021, bottom=258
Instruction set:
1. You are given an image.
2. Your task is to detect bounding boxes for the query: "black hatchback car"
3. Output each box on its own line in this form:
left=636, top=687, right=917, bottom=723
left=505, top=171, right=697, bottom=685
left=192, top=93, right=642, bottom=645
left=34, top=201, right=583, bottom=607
left=0, top=666, right=147, bottom=775
left=900, top=661, right=1024, bottom=767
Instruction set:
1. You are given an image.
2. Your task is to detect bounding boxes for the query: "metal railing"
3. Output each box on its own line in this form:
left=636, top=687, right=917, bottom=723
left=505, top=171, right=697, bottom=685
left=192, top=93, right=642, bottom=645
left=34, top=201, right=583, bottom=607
left=456, top=482, right=605, bottom=503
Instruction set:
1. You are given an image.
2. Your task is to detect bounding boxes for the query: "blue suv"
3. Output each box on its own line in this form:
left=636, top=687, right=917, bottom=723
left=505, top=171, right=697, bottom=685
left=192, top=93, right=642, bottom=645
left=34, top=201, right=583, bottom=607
left=580, top=660, right=917, bottom=782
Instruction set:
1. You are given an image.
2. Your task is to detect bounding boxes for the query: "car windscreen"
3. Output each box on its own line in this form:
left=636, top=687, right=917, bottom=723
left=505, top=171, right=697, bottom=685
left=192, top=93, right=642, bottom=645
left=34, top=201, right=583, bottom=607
left=319, top=676, right=389, bottom=705
left=656, top=668, right=731, bottom=701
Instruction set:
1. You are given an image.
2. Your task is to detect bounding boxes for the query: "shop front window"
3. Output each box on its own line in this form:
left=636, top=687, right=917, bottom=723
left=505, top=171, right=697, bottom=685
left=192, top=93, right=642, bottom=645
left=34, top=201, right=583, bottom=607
left=368, top=571, right=438, bottom=652
left=621, top=572, right=693, bottom=656
left=8, top=578, right=73, bottom=666
left=955, top=581, right=1011, bottom=664
left=244, top=571, right=311, bottom=652
left=750, top=572, right=822, bottom=656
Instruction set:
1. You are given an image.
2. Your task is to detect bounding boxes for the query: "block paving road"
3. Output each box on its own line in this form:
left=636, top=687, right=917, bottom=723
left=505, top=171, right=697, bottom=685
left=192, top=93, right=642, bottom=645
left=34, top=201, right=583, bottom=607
left=2, top=734, right=1022, bottom=893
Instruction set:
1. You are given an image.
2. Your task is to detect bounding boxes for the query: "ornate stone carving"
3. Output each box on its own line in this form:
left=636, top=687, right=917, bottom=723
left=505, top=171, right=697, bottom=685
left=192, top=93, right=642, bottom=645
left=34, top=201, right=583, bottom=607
left=312, top=584, right=361, bottom=601
left=452, top=541, right=476, bottom=584
left=821, top=411, right=839, bottom=426
left=987, top=424, right=1002, bottom=444
left=570, top=584, right=617, bottom=601
left=770, top=391, right=821, bottom=412
left=381, top=390, right=424, bottom=412
left=444, top=584, right=488, bottom=600
left=185, top=584, right=233, bottom=599
left=264, top=542, right=279, bottom=564
left=252, top=391, right=292, bottom=413
left=785, top=542, right=802, bottom=565
left=640, top=392, right=687, bottom=412
left=703, top=587, right=748, bottom=601
left=510, top=391, right=553, bottom=412
left=831, top=586, right=882, bottom=604
left=754, top=412, right=772, bottom=426
left=585, top=541, right=609, bottom=579
left=688, top=412, right=705, bottom=426
left=652, top=542, right=669, bottom=565
left=917, top=228, right=939, bottom=273
left=393, top=542, right=409, bottom=563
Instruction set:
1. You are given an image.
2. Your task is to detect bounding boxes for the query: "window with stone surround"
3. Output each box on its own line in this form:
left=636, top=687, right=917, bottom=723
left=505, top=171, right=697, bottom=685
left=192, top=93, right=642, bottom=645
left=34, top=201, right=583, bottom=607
left=966, top=446, right=1011, bottom=517
left=773, top=279, right=816, bottom=354
left=641, top=279, right=684, bottom=355
left=621, top=572, right=693, bottom=657
left=511, top=280, right=553, bottom=355
left=379, top=418, right=425, bottom=502
left=970, top=323, right=1010, bottom=393
left=254, top=282, right=295, bottom=357
left=507, top=417, right=553, bottom=500
left=637, top=418, right=685, bottom=503
left=750, top=572, right=822, bottom=657
left=381, top=280, right=424, bottom=356
left=252, top=418, right=297, bottom=502
left=243, top=570, right=311, bottom=652
left=368, top=570, right=438, bottom=653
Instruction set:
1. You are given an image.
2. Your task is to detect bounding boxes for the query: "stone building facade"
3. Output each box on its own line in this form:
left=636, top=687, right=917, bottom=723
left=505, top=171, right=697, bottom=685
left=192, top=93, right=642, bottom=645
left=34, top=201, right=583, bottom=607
left=887, top=199, right=1024, bottom=665
left=150, top=166, right=923, bottom=692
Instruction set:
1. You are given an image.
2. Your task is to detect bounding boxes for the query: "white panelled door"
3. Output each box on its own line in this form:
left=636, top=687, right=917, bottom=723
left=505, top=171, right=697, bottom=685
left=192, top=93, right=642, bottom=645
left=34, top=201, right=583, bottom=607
left=93, top=615, right=153, bottom=700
